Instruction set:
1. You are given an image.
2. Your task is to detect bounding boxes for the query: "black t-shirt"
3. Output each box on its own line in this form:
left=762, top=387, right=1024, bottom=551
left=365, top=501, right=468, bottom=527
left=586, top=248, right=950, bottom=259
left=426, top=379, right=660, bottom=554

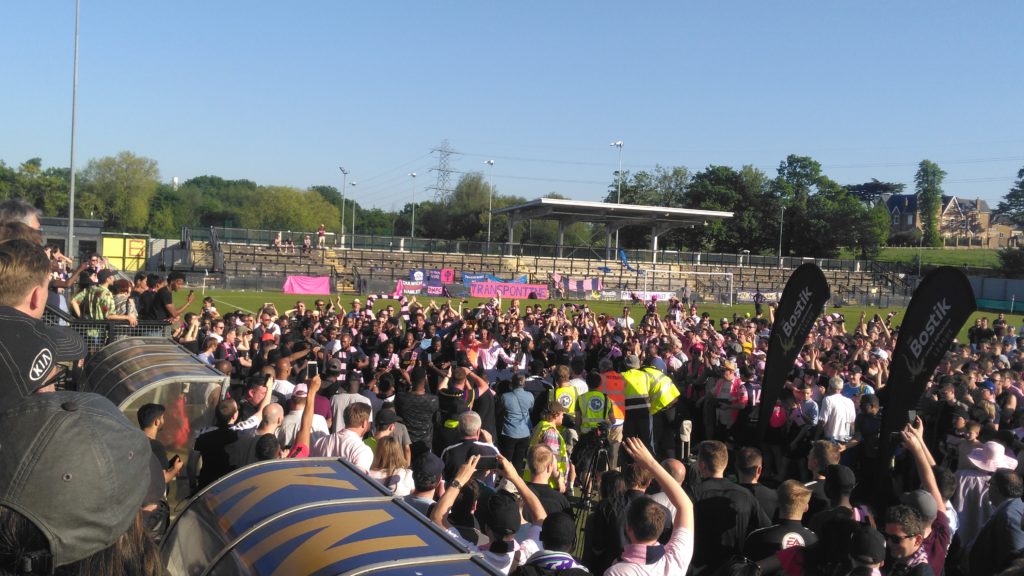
left=527, top=482, right=572, bottom=517
left=394, top=391, right=439, bottom=446
left=692, top=477, right=771, bottom=574
left=150, top=438, right=170, bottom=469
left=803, top=480, right=830, bottom=525
left=149, top=287, right=173, bottom=321
left=740, top=482, right=779, bottom=522
left=139, top=290, right=157, bottom=320
left=194, top=427, right=254, bottom=489
left=473, top=388, right=497, bottom=441
left=742, top=519, right=818, bottom=562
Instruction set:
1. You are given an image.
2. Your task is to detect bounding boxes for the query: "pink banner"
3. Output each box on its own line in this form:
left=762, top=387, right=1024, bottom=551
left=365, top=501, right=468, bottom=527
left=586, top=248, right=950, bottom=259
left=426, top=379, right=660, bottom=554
left=440, top=268, right=455, bottom=284
left=283, top=275, right=332, bottom=295
left=470, top=282, right=549, bottom=300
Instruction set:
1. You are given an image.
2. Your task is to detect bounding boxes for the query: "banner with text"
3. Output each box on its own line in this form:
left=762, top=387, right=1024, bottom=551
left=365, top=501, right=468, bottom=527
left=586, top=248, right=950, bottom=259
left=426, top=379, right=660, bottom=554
left=735, top=290, right=782, bottom=304
left=757, top=264, right=831, bottom=439
left=470, top=282, right=549, bottom=299
left=873, top=266, right=975, bottom=507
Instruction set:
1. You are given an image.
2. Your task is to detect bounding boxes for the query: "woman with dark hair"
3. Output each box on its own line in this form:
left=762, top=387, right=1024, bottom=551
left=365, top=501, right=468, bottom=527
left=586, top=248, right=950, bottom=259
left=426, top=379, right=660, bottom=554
left=583, top=469, right=630, bottom=576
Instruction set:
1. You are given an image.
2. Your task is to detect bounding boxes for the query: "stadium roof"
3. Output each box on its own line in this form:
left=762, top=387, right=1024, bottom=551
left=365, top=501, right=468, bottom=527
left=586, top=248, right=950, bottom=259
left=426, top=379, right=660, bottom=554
left=493, top=198, right=733, bottom=227
left=492, top=198, right=733, bottom=260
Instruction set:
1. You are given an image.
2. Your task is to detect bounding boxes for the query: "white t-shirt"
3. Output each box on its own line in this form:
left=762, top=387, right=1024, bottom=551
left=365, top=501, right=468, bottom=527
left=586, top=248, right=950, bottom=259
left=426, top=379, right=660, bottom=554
left=604, top=527, right=694, bottom=576
left=331, top=393, right=372, bottom=433
left=276, top=408, right=330, bottom=448
left=368, top=468, right=415, bottom=496
left=312, top=429, right=373, bottom=472
left=273, top=379, right=295, bottom=400
left=819, top=393, right=856, bottom=441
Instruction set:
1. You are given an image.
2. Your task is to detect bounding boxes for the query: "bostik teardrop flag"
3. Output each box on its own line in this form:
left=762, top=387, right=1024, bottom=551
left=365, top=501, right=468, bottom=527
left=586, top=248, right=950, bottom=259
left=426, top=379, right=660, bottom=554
left=874, top=266, right=975, bottom=505
left=757, top=263, right=831, bottom=439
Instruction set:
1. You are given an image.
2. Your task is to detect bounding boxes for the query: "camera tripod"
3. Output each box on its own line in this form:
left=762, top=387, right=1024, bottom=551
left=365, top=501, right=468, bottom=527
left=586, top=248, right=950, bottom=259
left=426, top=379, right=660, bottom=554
left=570, top=428, right=611, bottom=559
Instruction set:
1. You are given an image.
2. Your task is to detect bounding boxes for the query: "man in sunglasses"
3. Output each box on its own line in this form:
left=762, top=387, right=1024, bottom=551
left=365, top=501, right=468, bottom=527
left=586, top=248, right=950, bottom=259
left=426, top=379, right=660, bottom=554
left=882, top=505, right=933, bottom=575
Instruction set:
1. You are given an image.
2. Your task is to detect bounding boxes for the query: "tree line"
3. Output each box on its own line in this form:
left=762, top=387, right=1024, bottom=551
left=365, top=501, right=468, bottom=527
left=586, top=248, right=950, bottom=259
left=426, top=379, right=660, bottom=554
left=3, top=151, right=1017, bottom=260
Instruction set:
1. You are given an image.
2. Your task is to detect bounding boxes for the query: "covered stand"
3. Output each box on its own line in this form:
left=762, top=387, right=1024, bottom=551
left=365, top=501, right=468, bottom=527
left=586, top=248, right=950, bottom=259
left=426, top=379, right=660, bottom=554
left=77, top=337, right=230, bottom=508
left=162, top=458, right=499, bottom=576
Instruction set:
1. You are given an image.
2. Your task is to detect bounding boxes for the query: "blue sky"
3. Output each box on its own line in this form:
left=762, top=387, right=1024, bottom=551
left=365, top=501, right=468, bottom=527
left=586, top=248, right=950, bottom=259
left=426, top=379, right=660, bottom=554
left=2, top=2, right=1022, bottom=212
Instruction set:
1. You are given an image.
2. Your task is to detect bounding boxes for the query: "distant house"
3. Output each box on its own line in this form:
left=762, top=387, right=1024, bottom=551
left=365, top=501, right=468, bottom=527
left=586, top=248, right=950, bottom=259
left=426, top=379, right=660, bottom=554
left=885, top=194, right=1001, bottom=244
left=988, top=213, right=1022, bottom=248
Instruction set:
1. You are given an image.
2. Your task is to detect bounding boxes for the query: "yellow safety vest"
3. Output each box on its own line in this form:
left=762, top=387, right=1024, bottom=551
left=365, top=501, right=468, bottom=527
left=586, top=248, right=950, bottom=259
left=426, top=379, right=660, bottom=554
left=549, top=385, right=578, bottom=415
left=644, top=366, right=680, bottom=415
left=622, top=369, right=652, bottom=413
left=524, top=419, right=568, bottom=487
left=578, top=390, right=610, bottom=434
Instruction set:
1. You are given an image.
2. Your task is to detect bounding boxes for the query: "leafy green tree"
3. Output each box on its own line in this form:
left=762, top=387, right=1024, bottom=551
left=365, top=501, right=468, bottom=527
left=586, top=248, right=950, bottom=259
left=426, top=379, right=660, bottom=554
left=846, top=179, right=905, bottom=204
left=603, top=165, right=691, bottom=249
left=993, top=166, right=1024, bottom=228
left=914, top=159, right=946, bottom=247
left=80, top=151, right=160, bottom=232
left=772, top=155, right=834, bottom=256
left=856, top=202, right=891, bottom=259
left=998, top=247, right=1024, bottom=279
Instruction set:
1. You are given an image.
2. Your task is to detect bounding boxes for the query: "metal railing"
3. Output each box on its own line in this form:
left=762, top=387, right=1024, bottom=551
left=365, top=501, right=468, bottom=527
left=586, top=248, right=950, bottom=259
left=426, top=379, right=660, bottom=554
left=42, top=305, right=176, bottom=356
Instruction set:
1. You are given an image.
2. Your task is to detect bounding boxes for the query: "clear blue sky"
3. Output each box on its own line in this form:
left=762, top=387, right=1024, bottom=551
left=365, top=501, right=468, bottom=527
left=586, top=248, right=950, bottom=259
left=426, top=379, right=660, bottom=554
left=2, top=2, right=1022, bottom=212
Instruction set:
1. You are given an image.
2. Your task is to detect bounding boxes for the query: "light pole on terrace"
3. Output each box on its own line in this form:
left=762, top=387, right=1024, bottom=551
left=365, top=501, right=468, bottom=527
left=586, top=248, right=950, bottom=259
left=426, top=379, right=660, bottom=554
left=778, top=205, right=785, bottom=268
left=485, top=160, right=495, bottom=248
left=67, top=0, right=81, bottom=257
left=610, top=140, right=623, bottom=252
left=408, top=172, right=417, bottom=239
left=349, top=181, right=357, bottom=243
left=338, top=166, right=348, bottom=246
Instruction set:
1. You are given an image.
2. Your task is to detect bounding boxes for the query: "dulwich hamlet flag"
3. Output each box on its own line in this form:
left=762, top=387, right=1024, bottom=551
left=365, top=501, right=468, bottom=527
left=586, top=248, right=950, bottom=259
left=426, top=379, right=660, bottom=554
left=757, top=263, right=830, bottom=439
left=874, top=266, right=975, bottom=504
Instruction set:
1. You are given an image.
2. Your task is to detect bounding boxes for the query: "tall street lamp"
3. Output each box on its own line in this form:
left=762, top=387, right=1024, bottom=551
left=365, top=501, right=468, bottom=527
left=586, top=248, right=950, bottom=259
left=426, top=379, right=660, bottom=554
left=778, top=205, right=786, bottom=268
left=67, top=0, right=81, bottom=257
left=338, top=166, right=348, bottom=246
left=408, top=173, right=417, bottom=239
left=610, top=140, right=623, bottom=252
left=485, top=160, right=495, bottom=248
left=349, top=181, right=357, bottom=244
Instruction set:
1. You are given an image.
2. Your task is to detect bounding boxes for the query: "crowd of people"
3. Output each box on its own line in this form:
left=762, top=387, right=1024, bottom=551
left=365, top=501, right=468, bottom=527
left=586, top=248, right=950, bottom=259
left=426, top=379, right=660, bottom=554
left=168, top=286, right=1024, bottom=576
left=1, top=195, right=1023, bottom=575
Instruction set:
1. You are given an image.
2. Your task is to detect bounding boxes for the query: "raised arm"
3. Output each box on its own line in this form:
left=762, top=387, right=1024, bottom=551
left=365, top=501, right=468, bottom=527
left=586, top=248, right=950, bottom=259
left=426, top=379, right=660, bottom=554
left=293, top=374, right=321, bottom=454
left=622, top=437, right=692, bottom=530
left=498, top=454, right=547, bottom=524
left=901, top=418, right=944, bottom=513
left=430, top=455, right=480, bottom=529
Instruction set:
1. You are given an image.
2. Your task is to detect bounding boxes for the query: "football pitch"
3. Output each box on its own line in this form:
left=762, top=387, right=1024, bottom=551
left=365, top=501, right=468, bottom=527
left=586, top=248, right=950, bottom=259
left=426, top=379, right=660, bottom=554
left=172, top=288, right=996, bottom=344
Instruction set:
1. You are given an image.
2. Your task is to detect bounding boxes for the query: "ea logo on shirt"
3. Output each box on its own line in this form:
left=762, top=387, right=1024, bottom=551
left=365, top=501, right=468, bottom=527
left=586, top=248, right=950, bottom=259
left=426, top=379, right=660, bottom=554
left=589, top=396, right=604, bottom=411
left=781, top=532, right=806, bottom=549
left=29, top=348, right=53, bottom=382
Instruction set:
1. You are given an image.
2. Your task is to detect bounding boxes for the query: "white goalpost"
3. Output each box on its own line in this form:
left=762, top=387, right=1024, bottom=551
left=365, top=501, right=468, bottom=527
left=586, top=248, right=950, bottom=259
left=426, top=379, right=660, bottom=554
left=640, top=268, right=734, bottom=306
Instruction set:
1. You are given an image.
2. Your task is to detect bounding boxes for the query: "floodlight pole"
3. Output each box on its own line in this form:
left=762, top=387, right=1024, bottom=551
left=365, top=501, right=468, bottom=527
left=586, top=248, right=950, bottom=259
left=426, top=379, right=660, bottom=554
left=611, top=140, right=623, bottom=253
left=778, top=205, right=785, bottom=268
left=485, top=160, right=495, bottom=249
left=349, top=181, right=357, bottom=244
left=338, top=166, right=348, bottom=246
left=409, top=173, right=417, bottom=239
left=67, top=0, right=81, bottom=257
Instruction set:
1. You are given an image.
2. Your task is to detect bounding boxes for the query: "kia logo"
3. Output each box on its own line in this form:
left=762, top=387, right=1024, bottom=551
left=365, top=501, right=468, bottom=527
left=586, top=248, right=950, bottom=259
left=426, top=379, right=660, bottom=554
left=29, top=349, right=53, bottom=382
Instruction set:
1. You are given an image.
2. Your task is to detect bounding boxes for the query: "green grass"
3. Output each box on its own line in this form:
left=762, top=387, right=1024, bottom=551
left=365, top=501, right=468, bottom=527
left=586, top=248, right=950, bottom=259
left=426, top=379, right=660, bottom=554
left=174, top=288, right=1005, bottom=344
left=840, top=247, right=1000, bottom=268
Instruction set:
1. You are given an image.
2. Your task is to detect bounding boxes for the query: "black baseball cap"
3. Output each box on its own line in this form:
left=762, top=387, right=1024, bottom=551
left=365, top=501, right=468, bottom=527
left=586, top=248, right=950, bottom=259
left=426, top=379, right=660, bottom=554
left=0, top=392, right=159, bottom=568
left=0, top=307, right=86, bottom=399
